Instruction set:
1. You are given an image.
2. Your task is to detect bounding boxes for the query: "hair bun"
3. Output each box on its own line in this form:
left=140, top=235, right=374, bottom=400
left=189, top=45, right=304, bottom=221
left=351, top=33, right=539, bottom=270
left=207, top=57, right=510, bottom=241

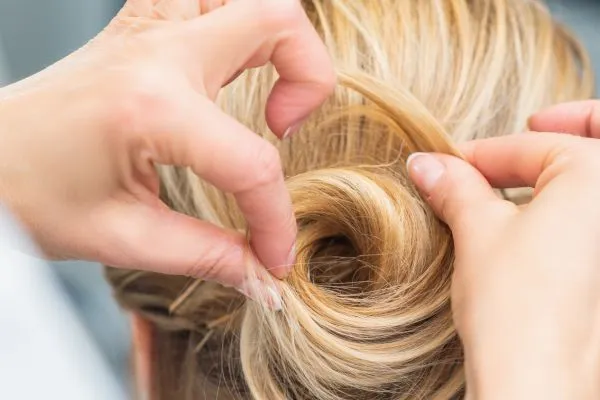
left=241, top=167, right=463, bottom=399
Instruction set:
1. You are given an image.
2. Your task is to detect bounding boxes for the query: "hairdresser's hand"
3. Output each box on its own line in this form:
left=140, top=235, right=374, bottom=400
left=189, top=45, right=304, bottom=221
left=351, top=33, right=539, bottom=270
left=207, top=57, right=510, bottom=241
left=0, top=0, right=334, bottom=291
left=407, top=101, right=600, bottom=399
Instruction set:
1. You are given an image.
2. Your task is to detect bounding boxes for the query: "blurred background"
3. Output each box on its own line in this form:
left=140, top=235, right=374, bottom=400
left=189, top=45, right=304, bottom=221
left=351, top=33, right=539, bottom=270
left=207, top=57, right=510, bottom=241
left=0, top=0, right=598, bottom=398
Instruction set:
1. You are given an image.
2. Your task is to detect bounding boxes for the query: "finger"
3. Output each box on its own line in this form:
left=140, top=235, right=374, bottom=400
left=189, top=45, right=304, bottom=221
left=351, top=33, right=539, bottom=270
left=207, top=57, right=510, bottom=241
left=94, top=201, right=282, bottom=310
left=151, top=92, right=296, bottom=279
left=407, top=153, right=511, bottom=234
left=528, top=100, right=600, bottom=138
left=177, top=0, right=336, bottom=138
left=458, top=133, right=579, bottom=188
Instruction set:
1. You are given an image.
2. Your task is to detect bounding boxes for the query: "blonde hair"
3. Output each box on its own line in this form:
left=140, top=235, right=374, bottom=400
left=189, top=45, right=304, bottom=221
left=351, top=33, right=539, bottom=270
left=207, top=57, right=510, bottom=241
left=107, top=1, right=593, bottom=399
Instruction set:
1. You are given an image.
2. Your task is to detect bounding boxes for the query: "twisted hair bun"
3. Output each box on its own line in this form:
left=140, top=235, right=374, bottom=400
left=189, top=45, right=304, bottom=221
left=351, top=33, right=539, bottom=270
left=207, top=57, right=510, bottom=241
left=242, top=167, right=461, bottom=399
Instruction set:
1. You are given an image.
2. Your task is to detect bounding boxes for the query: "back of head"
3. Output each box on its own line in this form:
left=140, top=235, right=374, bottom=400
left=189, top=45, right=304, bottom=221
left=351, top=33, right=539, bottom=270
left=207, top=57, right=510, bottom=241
left=106, top=1, right=594, bottom=399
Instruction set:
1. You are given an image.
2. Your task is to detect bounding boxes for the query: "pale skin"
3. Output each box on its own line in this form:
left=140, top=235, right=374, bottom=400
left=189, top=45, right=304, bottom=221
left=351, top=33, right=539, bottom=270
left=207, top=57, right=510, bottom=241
left=408, top=100, right=600, bottom=399
left=0, top=0, right=335, bottom=292
left=0, top=0, right=599, bottom=397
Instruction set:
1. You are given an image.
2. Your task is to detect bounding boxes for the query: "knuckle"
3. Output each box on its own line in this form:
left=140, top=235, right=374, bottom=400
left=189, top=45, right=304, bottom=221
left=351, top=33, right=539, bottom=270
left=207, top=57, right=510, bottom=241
left=106, top=69, right=173, bottom=135
left=530, top=136, right=587, bottom=190
left=248, top=143, right=284, bottom=189
left=545, top=137, right=591, bottom=173
left=550, top=136, right=582, bottom=159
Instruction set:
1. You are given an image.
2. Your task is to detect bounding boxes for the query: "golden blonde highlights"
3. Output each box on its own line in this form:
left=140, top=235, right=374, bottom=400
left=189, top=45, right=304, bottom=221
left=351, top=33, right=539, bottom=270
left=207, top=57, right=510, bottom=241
left=106, top=1, right=593, bottom=399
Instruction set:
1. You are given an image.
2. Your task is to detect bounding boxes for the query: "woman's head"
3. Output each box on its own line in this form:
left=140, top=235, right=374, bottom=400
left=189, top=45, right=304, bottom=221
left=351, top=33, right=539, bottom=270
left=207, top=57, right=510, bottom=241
left=107, top=1, right=593, bottom=399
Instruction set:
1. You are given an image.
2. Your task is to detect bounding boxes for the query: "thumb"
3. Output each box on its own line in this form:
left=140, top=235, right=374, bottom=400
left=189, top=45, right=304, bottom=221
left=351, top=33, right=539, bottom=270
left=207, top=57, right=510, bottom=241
left=407, top=153, right=509, bottom=234
left=95, top=201, right=282, bottom=310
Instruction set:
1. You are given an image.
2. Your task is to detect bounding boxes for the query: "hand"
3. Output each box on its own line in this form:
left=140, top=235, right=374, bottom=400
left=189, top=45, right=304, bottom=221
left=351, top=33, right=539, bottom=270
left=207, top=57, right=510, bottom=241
left=0, top=0, right=335, bottom=295
left=407, top=101, right=600, bottom=399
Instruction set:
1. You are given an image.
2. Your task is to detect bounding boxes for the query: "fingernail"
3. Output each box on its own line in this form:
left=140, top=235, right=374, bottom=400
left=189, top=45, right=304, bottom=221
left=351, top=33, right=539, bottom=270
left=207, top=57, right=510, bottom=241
left=283, top=119, right=306, bottom=139
left=265, top=285, right=283, bottom=311
left=239, top=277, right=283, bottom=311
left=285, top=243, right=296, bottom=274
left=406, top=152, right=445, bottom=194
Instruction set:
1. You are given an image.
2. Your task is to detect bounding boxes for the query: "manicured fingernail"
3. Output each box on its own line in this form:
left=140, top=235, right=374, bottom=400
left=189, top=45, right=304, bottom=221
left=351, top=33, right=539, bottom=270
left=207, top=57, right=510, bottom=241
left=283, top=119, right=306, bottom=139
left=406, top=152, right=445, bottom=194
left=285, top=243, right=296, bottom=274
left=239, top=277, right=283, bottom=311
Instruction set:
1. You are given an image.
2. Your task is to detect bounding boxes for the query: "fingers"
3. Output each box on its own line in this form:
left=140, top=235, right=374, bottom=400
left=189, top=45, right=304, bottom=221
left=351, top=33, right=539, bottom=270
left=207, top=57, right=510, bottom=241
left=528, top=100, right=600, bottom=138
left=407, top=153, right=509, bottom=234
left=151, top=92, right=296, bottom=279
left=179, top=0, right=336, bottom=137
left=96, top=201, right=283, bottom=310
left=458, top=133, right=579, bottom=189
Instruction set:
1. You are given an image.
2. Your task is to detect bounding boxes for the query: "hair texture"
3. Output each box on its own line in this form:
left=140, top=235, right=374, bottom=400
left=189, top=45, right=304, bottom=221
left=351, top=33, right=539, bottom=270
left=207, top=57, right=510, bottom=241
left=106, top=1, right=594, bottom=399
